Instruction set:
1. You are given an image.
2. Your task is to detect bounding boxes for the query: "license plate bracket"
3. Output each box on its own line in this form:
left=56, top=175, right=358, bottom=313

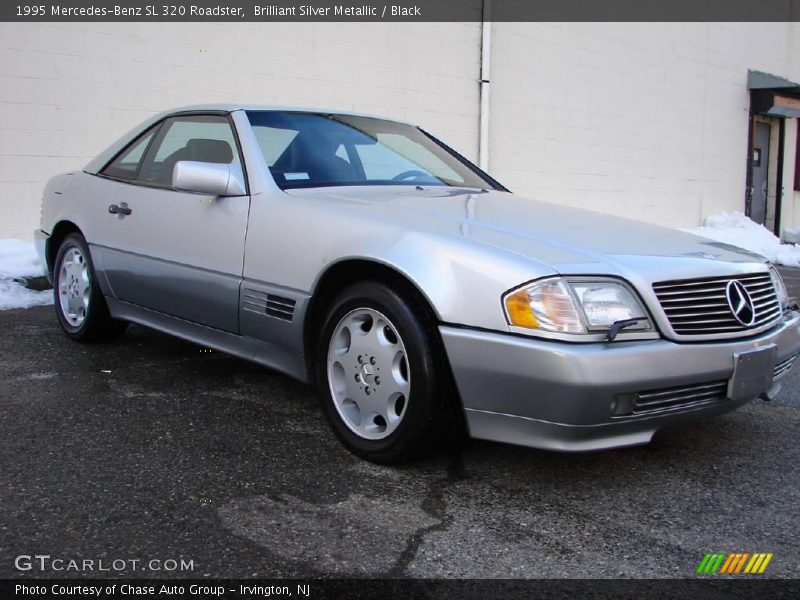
left=727, top=345, right=777, bottom=402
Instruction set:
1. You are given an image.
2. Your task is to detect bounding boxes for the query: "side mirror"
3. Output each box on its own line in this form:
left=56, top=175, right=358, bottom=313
left=172, top=161, right=246, bottom=196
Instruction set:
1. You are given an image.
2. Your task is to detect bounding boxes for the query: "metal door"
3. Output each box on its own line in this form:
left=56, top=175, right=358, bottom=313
left=96, top=114, right=250, bottom=333
left=750, top=122, right=770, bottom=225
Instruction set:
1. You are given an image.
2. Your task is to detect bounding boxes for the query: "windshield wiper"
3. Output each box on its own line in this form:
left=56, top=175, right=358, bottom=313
left=607, top=318, right=647, bottom=342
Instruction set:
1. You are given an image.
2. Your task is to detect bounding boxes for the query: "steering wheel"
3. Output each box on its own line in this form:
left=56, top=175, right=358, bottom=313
left=392, top=170, right=431, bottom=182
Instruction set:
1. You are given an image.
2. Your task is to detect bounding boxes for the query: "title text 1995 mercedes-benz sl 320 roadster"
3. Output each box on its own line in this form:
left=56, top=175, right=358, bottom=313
left=35, top=104, right=800, bottom=462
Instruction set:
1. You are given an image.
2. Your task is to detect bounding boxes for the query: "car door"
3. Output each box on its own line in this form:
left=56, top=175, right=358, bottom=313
left=94, top=113, right=250, bottom=333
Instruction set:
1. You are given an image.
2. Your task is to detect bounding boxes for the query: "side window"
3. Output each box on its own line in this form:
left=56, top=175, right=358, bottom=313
left=137, top=115, right=237, bottom=187
left=100, top=126, right=158, bottom=181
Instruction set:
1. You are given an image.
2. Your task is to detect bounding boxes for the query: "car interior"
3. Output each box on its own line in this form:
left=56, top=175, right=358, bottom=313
left=140, top=138, right=235, bottom=186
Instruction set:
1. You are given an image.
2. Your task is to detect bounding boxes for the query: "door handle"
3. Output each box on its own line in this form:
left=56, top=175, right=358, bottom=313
left=108, top=203, right=132, bottom=216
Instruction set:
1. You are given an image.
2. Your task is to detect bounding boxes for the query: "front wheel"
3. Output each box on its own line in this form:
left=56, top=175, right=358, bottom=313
left=53, top=233, right=127, bottom=342
left=316, top=281, right=456, bottom=463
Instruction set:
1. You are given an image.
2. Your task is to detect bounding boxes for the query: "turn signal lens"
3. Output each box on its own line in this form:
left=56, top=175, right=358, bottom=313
left=505, top=290, right=539, bottom=328
left=504, top=279, right=584, bottom=333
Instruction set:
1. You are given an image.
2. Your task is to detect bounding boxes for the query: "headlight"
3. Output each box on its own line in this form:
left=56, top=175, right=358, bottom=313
left=504, top=277, right=652, bottom=335
left=769, top=266, right=789, bottom=308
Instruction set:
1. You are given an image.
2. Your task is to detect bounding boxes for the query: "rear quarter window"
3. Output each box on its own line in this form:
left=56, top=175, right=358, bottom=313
left=100, top=126, right=158, bottom=181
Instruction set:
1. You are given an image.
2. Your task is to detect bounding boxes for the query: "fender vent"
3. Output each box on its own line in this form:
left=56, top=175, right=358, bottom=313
left=242, top=289, right=296, bottom=322
left=265, top=294, right=296, bottom=321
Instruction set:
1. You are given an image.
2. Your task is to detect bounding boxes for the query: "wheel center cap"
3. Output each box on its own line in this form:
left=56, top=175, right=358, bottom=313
left=360, top=363, right=376, bottom=383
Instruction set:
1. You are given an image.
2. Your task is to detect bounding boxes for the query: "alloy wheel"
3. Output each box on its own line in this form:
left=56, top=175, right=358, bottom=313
left=58, top=246, right=91, bottom=327
left=326, top=308, right=411, bottom=440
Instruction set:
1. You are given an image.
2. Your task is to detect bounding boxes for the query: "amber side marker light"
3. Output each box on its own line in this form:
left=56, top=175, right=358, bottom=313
left=504, top=290, right=538, bottom=328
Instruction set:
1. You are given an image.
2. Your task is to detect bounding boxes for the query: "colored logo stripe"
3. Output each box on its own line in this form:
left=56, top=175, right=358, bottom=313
left=744, top=553, right=773, bottom=574
left=697, top=553, right=726, bottom=574
left=720, top=553, right=749, bottom=574
left=697, top=552, right=773, bottom=574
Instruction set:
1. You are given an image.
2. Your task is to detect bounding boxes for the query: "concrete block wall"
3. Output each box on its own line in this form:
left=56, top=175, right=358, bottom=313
left=489, top=22, right=800, bottom=229
left=782, top=118, right=799, bottom=234
left=0, top=22, right=481, bottom=239
left=1, top=21, right=800, bottom=238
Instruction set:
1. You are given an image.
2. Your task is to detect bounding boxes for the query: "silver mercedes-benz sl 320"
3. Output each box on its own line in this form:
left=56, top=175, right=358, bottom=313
left=35, top=104, right=800, bottom=462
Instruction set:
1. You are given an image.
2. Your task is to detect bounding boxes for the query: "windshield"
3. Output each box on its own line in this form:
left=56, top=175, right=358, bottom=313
left=246, top=111, right=501, bottom=191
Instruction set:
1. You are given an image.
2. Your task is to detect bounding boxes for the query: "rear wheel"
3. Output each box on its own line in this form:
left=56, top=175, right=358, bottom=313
left=316, top=281, right=455, bottom=463
left=53, top=233, right=127, bottom=342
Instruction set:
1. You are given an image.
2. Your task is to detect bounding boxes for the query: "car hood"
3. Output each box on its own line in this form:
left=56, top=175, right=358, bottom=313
left=286, top=186, right=767, bottom=279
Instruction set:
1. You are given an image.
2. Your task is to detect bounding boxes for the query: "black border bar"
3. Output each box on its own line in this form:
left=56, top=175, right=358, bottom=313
left=2, top=0, right=800, bottom=22
left=3, top=578, right=800, bottom=600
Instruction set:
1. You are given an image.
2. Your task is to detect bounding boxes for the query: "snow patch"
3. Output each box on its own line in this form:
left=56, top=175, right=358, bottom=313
left=0, top=238, right=52, bottom=310
left=682, top=211, right=800, bottom=268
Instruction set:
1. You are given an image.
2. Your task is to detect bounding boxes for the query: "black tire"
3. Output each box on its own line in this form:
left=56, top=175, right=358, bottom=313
left=52, top=233, right=128, bottom=342
left=316, top=281, right=457, bottom=464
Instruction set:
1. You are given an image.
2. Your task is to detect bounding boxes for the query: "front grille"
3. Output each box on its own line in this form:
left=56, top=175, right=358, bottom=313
left=773, top=354, right=798, bottom=381
left=653, top=272, right=781, bottom=336
left=633, top=381, right=728, bottom=415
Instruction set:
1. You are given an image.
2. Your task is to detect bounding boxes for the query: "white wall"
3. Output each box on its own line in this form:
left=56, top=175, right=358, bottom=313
left=783, top=118, right=799, bottom=232
left=1, top=21, right=800, bottom=239
left=489, top=22, right=800, bottom=229
left=0, top=22, right=481, bottom=239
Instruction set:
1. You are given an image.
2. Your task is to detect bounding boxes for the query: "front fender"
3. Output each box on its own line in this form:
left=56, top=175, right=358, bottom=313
left=317, top=231, right=557, bottom=332
left=244, top=192, right=556, bottom=333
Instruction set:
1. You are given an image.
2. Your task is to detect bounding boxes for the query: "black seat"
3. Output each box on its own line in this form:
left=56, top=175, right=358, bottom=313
left=185, top=138, right=233, bottom=164
left=272, top=135, right=356, bottom=185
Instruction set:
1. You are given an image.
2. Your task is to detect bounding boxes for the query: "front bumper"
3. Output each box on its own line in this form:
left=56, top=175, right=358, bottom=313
left=440, top=312, right=800, bottom=452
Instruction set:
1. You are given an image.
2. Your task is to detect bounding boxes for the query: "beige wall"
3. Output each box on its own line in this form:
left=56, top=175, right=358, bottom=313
left=782, top=118, right=800, bottom=233
left=489, top=22, right=800, bottom=229
left=1, top=21, right=800, bottom=239
left=0, top=22, right=481, bottom=239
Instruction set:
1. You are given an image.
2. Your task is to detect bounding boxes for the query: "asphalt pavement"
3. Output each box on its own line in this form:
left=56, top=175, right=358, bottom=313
left=1, top=306, right=799, bottom=579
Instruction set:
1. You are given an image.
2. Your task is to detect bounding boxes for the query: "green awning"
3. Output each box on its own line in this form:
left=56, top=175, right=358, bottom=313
left=748, top=70, right=800, bottom=118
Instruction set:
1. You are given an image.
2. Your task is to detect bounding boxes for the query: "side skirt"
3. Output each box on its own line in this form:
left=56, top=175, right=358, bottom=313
left=106, top=297, right=309, bottom=383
